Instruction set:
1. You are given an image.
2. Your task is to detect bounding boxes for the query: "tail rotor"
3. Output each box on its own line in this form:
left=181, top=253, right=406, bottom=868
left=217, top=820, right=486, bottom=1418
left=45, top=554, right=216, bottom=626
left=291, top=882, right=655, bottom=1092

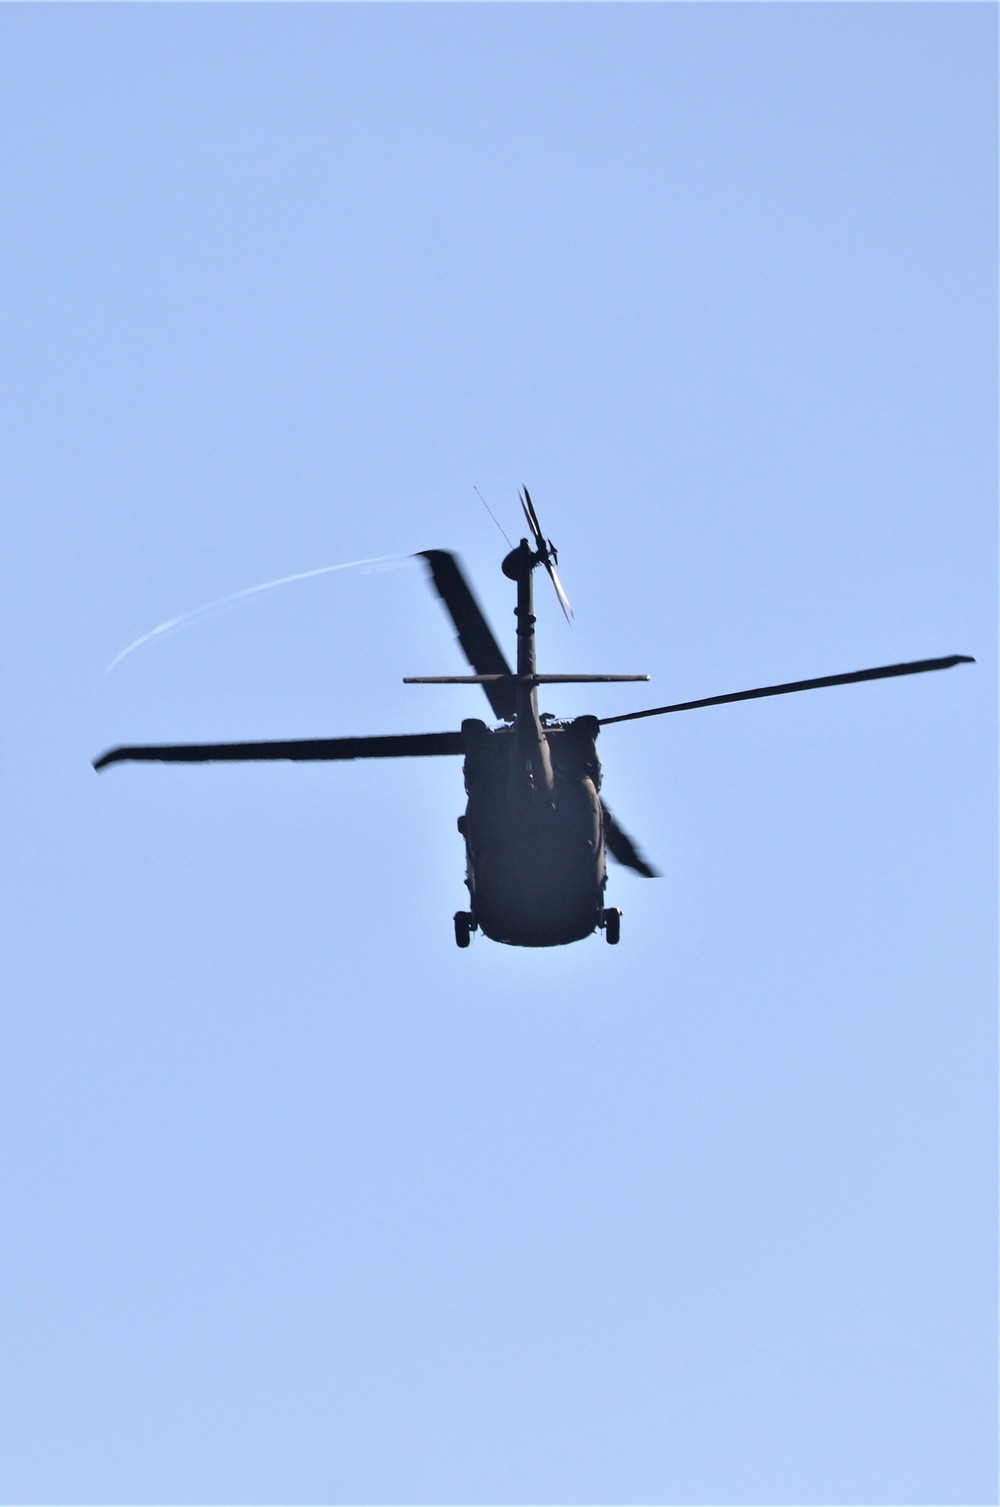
left=519, top=486, right=573, bottom=622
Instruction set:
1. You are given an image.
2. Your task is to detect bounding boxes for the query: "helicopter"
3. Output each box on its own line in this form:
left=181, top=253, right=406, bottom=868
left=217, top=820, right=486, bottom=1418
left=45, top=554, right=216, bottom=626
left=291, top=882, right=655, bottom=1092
left=94, top=489, right=973, bottom=949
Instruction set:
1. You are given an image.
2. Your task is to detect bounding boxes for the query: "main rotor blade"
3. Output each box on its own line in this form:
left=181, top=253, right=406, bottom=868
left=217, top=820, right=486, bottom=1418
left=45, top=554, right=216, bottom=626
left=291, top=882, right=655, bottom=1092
left=418, top=551, right=516, bottom=721
left=601, top=802, right=659, bottom=878
left=598, top=655, right=975, bottom=727
left=94, top=731, right=465, bottom=771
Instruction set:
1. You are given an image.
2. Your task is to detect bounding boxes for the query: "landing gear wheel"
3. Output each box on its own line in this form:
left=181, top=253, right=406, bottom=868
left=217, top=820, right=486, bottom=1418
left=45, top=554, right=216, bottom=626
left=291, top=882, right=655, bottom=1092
left=454, top=911, right=475, bottom=948
left=602, top=907, right=622, bottom=945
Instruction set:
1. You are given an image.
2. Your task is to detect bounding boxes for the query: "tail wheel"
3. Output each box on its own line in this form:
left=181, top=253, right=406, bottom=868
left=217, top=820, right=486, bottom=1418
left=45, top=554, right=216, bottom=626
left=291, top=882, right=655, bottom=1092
left=602, top=907, right=622, bottom=945
left=454, top=911, right=474, bottom=948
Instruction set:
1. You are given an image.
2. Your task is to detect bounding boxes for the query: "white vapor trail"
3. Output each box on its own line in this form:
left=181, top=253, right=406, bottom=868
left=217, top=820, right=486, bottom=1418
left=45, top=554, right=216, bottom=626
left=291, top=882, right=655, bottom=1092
left=104, top=554, right=411, bottom=675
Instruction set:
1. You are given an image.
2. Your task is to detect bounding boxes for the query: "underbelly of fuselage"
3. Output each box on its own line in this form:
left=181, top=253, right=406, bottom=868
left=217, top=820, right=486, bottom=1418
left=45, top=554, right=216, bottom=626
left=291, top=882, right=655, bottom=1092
left=463, top=778, right=606, bottom=947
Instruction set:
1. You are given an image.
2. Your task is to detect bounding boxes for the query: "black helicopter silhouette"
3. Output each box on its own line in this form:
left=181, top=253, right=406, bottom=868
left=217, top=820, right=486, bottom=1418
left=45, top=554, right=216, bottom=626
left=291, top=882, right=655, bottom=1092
left=94, top=489, right=973, bottom=949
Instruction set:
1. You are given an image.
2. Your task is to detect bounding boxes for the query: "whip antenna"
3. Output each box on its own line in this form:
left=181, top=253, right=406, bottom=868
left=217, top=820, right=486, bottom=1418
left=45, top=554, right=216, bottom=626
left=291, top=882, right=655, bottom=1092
left=474, top=486, right=513, bottom=549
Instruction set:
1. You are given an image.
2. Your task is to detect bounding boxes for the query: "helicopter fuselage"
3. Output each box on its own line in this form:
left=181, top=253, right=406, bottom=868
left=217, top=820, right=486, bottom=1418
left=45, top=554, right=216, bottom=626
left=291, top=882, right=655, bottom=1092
left=459, top=715, right=608, bottom=947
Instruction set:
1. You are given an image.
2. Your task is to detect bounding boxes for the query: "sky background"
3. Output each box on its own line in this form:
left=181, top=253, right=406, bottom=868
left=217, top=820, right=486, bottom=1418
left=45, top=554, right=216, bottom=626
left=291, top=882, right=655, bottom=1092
left=0, top=5, right=995, bottom=1503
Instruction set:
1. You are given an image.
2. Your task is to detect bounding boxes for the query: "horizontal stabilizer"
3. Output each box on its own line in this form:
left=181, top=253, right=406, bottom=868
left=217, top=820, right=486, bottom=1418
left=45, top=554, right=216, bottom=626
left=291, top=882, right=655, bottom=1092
left=404, top=674, right=649, bottom=685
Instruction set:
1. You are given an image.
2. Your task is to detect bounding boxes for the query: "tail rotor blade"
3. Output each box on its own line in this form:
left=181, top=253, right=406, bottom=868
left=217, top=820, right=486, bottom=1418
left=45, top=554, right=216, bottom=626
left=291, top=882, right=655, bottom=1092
left=545, top=560, right=574, bottom=622
left=519, top=486, right=573, bottom=621
left=520, top=486, right=544, bottom=547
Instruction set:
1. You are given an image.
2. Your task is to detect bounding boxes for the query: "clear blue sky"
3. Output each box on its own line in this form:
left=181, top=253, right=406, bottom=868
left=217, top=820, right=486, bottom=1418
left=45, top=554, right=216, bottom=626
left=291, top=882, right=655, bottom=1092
left=0, top=5, right=995, bottom=1503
